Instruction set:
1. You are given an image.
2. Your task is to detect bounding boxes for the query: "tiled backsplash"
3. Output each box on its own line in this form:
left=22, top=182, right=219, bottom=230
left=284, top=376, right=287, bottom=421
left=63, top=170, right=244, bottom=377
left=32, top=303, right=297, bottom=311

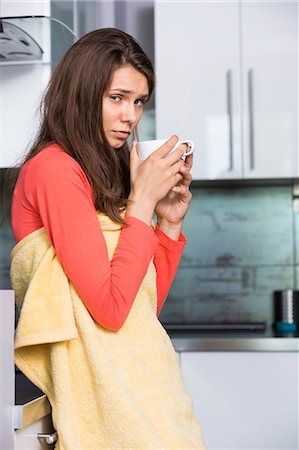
left=159, top=184, right=298, bottom=327
left=1, top=175, right=298, bottom=328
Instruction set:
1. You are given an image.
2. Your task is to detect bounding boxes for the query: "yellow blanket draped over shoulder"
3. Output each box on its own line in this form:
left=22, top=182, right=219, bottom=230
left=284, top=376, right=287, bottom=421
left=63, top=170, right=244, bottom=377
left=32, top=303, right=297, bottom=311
left=11, top=212, right=206, bottom=450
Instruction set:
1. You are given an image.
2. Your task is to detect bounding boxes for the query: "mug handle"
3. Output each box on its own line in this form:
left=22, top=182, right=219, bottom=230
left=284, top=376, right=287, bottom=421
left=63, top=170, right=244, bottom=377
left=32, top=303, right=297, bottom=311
left=180, top=140, right=194, bottom=156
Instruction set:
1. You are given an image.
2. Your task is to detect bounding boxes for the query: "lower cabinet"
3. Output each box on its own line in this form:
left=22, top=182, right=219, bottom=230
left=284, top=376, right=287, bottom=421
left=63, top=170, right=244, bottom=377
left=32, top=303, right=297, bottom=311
left=180, top=351, right=298, bottom=449
left=15, top=414, right=56, bottom=450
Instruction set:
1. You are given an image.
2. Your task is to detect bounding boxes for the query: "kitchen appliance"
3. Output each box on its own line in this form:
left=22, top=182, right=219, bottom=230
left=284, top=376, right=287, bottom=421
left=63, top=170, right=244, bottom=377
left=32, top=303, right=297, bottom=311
left=273, top=290, right=299, bottom=332
left=0, top=15, right=78, bottom=63
left=0, top=19, right=43, bottom=61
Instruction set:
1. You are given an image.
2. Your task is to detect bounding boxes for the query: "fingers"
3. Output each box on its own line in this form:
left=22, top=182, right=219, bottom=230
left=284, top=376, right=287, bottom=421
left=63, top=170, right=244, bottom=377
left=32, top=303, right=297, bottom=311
left=130, top=140, right=139, bottom=160
left=163, top=161, right=183, bottom=186
left=130, top=140, right=138, bottom=163
left=150, top=135, right=187, bottom=164
left=173, top=172, right=184, bottom=185
left=171, top=185, right=192, bottom=203
left=171, top=183, right=190, bottom=195
left=169, top=159, right=185, bottom=179
left=144, top=135, right=191, bottom=170
left=130, top=141, right=142, bottom=182
left=181, top=172, right=192, bottom=188
left=163, top=142, right=188, bottom=165
left=178, top=163, right=192, bottom=186
left=171, top=172, right=192, bottom=194
left=184, top=152, right=193, bottom=169
left=129, top=139, right=185, bottom=206
left=154, top=135, right=179, bottom=158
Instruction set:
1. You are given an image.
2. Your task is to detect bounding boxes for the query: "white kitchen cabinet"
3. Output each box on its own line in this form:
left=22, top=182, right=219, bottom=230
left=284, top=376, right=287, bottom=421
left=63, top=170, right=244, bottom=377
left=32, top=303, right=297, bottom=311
left=241, top=1, right=298, bottom=178
left=0, top=0, right=49, bottom=16
left=155, top=1, right=298, bottom=180
left=180, top=351, right=299, bottom=449
left=15, top=414, right=56, bottom=449
left=0, top=1, right=51, bottom=168
left=0, top=291, right=15, bottom=450
left=0, top=64, right=51, bottom=168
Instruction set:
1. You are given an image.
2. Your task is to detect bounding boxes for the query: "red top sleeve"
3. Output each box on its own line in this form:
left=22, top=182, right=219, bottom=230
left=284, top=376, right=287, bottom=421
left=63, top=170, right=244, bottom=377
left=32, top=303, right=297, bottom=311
left=153, top=227, right=186, bottom=316
left=11, top=145, right=185, bottom=330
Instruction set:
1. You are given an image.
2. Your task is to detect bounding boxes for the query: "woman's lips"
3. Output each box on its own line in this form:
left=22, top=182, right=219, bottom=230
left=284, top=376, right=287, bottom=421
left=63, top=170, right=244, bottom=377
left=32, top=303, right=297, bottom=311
left=113, top=130, right=130, bottom=139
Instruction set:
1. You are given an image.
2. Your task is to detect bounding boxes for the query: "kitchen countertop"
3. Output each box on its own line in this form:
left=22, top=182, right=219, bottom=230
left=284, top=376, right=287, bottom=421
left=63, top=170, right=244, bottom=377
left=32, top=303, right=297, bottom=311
left=15, top=327, right=299, bottom=428
left=166, top=327, right=299, bottom=352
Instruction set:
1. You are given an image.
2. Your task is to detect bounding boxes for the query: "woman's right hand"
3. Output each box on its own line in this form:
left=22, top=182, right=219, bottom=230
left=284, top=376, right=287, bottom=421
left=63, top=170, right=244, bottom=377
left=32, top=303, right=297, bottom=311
left=126, top=135, right=187, bottom=226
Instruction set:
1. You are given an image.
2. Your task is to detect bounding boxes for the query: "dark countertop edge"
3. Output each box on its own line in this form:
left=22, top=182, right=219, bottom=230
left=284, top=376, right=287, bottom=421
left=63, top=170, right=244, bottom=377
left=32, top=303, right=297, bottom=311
left=165, top=325, right=299, bottom=351
left=170, top=336, right=299, bottom=352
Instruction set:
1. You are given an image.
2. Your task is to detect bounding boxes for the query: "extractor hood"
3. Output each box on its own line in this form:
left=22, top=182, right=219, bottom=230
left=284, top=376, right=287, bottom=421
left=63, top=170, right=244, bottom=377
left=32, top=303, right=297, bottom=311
left=0, top=19, right=43, bottom=62
left=0, top=15, right=77, bottom=64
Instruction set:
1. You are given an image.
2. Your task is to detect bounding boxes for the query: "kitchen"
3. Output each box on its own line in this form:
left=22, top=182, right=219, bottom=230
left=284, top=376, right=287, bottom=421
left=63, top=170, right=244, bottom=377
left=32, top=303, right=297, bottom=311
left=0, top=0, right=298, bottom=449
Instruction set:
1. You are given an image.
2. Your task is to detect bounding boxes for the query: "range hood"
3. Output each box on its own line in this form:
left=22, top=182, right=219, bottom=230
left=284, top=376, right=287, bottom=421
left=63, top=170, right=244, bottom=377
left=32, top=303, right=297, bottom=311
left=0, top=15, right=77, bottom=64
left=0, top=20, right=43, bottom=62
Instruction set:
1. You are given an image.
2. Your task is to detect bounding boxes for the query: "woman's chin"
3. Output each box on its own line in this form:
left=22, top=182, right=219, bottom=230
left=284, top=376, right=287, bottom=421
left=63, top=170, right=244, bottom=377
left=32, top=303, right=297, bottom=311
left=110, top=139, right=127, bottom=149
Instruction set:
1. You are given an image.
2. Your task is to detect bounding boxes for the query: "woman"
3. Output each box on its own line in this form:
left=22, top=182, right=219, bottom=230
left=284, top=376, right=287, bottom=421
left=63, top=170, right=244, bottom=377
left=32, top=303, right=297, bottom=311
left=10, top=28, right=206, bottom=449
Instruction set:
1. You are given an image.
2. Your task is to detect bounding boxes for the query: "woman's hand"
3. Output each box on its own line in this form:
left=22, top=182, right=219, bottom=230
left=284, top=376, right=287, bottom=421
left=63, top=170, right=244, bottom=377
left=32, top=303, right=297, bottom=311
left=126, top=135, right=186, bottom=226
left=154, top=153, right=193, bottom=240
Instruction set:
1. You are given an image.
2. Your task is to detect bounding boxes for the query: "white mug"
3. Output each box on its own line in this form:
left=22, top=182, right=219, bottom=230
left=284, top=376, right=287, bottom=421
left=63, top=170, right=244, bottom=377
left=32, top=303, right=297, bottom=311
left=137, top=138, right=194, bottom=160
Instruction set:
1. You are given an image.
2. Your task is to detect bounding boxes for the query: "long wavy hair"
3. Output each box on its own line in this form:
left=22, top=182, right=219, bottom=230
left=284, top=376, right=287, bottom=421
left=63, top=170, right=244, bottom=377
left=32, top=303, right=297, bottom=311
left=3, top=28, right=155, bottom=224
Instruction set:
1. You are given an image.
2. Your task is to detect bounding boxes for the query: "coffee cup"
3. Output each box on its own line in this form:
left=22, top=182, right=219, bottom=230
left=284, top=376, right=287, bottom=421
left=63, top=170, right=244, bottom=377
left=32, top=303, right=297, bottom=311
left=137, top=138, right=194, bottom=160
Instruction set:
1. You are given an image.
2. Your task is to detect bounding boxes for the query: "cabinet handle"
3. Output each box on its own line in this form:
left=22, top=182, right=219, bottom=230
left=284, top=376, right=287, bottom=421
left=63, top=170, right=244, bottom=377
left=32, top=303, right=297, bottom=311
left=248, top=68, right=255, bottom=170
left=37, top=431, right=58, bottom=445
left=226, top=69, right=234, bottom=171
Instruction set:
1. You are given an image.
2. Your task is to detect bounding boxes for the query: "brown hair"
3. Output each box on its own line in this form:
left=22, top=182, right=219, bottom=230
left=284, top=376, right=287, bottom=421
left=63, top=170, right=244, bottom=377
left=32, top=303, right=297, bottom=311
left=4, top=28, right=155, bottom=224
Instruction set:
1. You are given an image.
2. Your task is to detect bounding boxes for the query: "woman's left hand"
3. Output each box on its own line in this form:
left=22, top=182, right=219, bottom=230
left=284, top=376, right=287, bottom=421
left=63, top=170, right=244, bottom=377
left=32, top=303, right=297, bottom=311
left=155, top=152, right=193, bottom=238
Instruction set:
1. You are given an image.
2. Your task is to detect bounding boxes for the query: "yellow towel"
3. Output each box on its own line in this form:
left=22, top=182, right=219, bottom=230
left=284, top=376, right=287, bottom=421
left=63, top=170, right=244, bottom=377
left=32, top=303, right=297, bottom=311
left=11, top=212, right=206, bottom=450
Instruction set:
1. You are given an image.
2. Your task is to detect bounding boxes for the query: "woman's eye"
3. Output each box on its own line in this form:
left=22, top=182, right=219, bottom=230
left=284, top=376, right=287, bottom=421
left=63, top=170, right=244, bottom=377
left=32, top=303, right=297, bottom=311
left=111, top=95, right=121, bottom=102
left=134, top=98, right=145, bottom=106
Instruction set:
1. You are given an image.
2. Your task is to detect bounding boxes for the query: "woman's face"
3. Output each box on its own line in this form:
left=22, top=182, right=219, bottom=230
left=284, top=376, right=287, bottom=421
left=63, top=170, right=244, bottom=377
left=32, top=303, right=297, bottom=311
left=102, top=65, right=149, bottom=148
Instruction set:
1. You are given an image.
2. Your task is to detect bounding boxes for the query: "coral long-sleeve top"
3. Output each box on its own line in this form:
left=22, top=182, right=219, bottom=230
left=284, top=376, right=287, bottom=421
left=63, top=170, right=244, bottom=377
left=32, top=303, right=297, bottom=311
left=11, top=144, right=185, bottom=331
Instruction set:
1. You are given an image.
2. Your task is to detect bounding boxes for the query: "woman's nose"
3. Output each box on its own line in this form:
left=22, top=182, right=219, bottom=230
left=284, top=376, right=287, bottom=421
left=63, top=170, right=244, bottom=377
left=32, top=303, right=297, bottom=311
left=120, top=103, right=136, bottom=123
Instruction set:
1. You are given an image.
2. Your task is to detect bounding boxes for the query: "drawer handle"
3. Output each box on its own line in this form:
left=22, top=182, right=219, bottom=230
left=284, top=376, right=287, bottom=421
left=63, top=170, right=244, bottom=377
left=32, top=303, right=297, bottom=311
left=37, top=431, right=58, bottom=445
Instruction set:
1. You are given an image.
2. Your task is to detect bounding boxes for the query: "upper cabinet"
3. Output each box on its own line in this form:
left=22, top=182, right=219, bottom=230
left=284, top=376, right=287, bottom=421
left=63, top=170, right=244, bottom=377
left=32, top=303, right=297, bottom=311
left=0, top=1, right=77, bottom=168
left=241, top=1, right=298, bottom=179
left=155, top=1, right=298, bottom=180
left=0, top=1, right=51, bottom=168
left=0, top=0, right=48, bottom=16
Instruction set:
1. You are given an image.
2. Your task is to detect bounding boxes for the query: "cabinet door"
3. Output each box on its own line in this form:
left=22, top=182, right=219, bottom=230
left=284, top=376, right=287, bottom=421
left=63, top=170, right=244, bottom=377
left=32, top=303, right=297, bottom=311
left=0, top=0, right=49, bottom=15
left=0, top=291, right=15, bottom=450
left=155, top=1, right=242, bottom=180
left=181, top=351, right=299, bottom=449
left=0, top=65, right=51, bottom=168
left=241, top=1, right=298, bottom=178
left=15, top=415, right=56, bottom=449
left=0, top=1, right=51, bottom=168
